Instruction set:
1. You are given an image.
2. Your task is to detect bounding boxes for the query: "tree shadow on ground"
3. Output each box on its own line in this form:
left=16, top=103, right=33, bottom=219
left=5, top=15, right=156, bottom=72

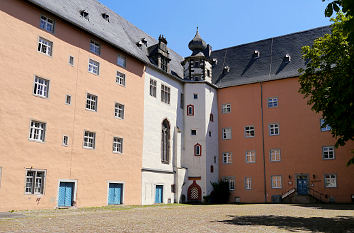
left=217, top=215, right=354, bottom=233
left=293, top=203, right=354, bottom=210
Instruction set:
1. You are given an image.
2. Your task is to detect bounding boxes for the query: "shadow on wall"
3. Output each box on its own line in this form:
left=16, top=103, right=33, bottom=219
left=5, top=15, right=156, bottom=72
left=216, top=215, right=354, bottom=233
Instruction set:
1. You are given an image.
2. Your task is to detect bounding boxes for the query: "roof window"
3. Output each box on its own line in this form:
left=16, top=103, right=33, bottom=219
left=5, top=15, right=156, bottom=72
left=254, top=50, right=260, bottom=58
left=284, top=54, right=291, bottom=62
left=223, top=66, right=230, bottom=73
left=101, top=13, right=109, bottom=22
left=80, top=10, right=89, bottom=20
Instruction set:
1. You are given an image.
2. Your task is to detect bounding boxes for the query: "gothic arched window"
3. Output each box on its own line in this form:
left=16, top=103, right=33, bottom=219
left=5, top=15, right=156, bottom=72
left=161, top=119, right=170, bottom=163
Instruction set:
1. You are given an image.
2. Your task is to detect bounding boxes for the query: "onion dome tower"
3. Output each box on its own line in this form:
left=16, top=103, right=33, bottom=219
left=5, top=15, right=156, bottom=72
left=181, top=28, right=213, bottom=83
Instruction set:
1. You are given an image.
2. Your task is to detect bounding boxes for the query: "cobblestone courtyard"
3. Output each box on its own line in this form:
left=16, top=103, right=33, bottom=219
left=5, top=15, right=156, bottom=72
left=0, top=204, right=353, bottom=233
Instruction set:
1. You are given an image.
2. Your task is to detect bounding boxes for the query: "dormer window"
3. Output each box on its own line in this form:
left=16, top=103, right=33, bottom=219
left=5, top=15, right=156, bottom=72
left=161, top=56, right=168, bottom=72
left=80, top=10, right=89, bottom=20
left=101, top=13, right=109, bottom=22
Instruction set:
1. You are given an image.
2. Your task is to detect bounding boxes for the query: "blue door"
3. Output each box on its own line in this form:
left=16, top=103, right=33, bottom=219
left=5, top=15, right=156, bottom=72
left=58, top=182, right=74, bottom=207
left=155, top=185, right=163, bottom=203
left=297, top=178, right=308, bottom=195
left=108, top=183, right=123, bottom=205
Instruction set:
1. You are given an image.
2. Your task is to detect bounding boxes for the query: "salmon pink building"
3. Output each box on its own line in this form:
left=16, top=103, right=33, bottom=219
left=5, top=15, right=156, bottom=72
left=0, top=0, right=353, bottom=211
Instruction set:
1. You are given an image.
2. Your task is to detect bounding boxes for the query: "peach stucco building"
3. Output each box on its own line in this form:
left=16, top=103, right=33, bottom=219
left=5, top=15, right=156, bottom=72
left=0, top=0, right=353, bottom=211
left=0, top=0, right=145, bottom=211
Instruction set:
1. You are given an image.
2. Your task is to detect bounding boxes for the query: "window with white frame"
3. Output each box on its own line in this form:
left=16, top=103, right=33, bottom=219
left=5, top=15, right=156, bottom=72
left=86, top=93, right=98, bottom=111
left=37, top=37, right=53, bottom=56
left=244, top=125, right=255, bottom=138
left=193, top=93, right=198, bottom=99
left=29, top=120, right=46, bottom=142
left=324, top=174, right=337, bottom=188
left=222, top=104, right=231, bottom=113
left=268, top=97, right=278, bottom=108
left=245, top=151, right=256, bottom=163
left=33, top=76, right=49, bottom=98
left=222, top=152, right=232, bottom=164
left=271, top=176, right=282, bottom=189
left=83, top=131, right=95, bottom=149
left=116, top=71, right=126, bottom=86
left=161, top=84, right=170, bottom=104
left=117, top=55, right=126, bottom=67
left=320, top=119, right=331, bottom=132
left=322, top=146, right=335, bottom=159
left=222, top=128, right=232, bottom=140
left=114, top=103, right=124, bottom=119
left=88, top=59, right=100, bottom=75
left=191, top=129, right=197, bottom=135
left=89, top=40, right=100, bottom=55
left=113, top=137, right=123, bottom=153
left=270, top=149, right=281, bottom=162
left=25, top=169, right=46, bottom=195
left=269, top=123, right=279, bottom=136
left=223, top=177, right=235, bottom=190
left=150, top=79, right=157, bottom=97
left=62, top=135, right=69, bottom=146
left=245, top=177, right=252, bottom=190
left=65, top=95, right=71, bottom=105
left=40, top=15, right=54, bottom=33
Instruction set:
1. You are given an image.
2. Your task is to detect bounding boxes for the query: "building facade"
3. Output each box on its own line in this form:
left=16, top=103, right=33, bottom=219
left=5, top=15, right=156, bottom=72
left=0, top=0, right=353, bottom=211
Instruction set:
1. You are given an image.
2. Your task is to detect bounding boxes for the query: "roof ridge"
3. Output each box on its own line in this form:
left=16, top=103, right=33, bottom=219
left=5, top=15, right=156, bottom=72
left=212, top=25, right=331, bottom=53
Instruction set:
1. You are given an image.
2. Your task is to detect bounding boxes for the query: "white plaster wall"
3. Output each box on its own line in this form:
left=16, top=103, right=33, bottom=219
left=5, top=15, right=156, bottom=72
left=182, top=82, right=219, bottom=200
left=141, top=171, right=174, bottom=204
left=205, top=85, right=219, bottom=195
left=182, top=83, right=207, bottom=198
left=142, top=67, right=184, bottom=204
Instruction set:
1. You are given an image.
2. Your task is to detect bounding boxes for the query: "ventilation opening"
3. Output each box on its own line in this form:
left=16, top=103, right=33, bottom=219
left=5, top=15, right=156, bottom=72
left=141, top=38, right=148, bottom=46
left=223, top=66, right=230, bottom=73
left=284, top=54, right=291, bottom=62
left=136, top=41, right=143, bottom=48
left=101, top=13, right=109, bottom=22
left=254, top=50, right=260, bottom=58
left=80, top=10, right=89, bottom=20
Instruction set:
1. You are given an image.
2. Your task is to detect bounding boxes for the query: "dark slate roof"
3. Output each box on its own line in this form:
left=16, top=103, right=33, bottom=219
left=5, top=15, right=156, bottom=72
left=26, top=0, right=184, bottom=79
left=211, top=26, right=331, bottom=88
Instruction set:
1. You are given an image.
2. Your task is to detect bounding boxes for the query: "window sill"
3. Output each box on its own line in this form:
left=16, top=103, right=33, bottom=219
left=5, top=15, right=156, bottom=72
left=85, top=108, right=97, bottom=112
left=28, top=139, right=45, bottom=143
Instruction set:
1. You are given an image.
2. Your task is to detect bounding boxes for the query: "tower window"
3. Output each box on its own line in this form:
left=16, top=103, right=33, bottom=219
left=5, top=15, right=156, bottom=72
left=187, top=105, right=194, bottom=116
left=194, top=143, right=202, bottom=156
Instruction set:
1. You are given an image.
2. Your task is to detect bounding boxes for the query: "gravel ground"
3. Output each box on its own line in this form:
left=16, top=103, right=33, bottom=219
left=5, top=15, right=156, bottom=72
left=0, top=204, right=353, bottom=233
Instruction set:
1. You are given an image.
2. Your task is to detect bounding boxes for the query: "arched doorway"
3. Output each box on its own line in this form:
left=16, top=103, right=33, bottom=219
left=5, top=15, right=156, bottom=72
left=188, top=180, right=202, bottom=201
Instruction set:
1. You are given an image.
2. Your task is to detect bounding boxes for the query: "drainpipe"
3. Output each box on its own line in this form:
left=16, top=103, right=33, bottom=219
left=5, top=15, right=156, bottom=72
left=260, top=82, right=267, bottom=203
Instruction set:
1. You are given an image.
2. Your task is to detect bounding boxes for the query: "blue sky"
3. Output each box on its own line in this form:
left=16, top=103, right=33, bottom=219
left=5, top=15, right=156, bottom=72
left=98, top=0, right=331, bottom=57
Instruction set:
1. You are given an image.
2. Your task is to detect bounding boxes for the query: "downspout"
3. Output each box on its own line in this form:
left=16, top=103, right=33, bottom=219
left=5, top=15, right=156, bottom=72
left=260, top=82, right=267, bottom=203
